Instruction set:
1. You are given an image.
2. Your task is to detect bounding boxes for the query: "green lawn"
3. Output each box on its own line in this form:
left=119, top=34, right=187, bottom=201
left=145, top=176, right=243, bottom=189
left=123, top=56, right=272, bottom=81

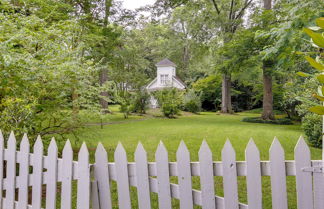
left=69, top=108, right=322, bottom=209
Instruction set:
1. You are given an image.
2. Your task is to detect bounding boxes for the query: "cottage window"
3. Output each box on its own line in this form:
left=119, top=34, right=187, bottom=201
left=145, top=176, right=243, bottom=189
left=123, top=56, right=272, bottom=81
left=160, top=74, right=169, bottom=85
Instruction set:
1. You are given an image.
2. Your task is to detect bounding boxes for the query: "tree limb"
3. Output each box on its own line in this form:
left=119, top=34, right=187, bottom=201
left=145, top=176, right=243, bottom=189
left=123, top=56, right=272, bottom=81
left=210, top=0, right=221, bottom=14
left=229, top=0, right=235, bottom=20
left=234, top=0, right=253, bottom=20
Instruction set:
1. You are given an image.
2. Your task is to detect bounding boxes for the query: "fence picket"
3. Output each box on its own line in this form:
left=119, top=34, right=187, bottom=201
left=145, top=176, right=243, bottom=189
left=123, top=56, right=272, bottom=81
left=245, top=139, right=262, bottom=209
left=114, top=142, right=131, bottom=209
left=77, top=143, right=90, bottom=209
left=94, top=143, right=112, bottom=209
left=198, top=140, right=215, bottom=209
left=294, top=136, right=313, bottom=209
left=270, top=138, right=288, bottom=209
left=46, top=139, right=58, bottom=209
left=0, top=131, right=4, bottom=208
left=222, top=140, right=239, bottom=209
left=18, top=134, right=30, bottom=209
left=6, top=132, right=16, bottom=209
left=155, top=141, right=172, bottom=209
left=61, top=140, right=73, bottom=209
left=176, top=141, right=193, bottom=209
left=135, top=142, right=151, bottom=209
left=32, top=136, right=43, bottom=209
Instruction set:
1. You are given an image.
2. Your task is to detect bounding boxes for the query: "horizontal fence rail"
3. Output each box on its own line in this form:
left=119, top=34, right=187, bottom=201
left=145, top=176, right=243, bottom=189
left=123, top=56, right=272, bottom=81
left=0, top=131, right=321, bottom=209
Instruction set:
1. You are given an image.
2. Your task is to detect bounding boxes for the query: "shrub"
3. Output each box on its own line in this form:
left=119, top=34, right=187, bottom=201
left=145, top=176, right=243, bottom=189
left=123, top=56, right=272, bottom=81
left=130, top=90, right=150, bottom=114
left=155, top=88, right=182, bottom=118
left=242, top=117, right=293, bottom=125
left=192, top=75, right=221, bottom=111
left=183, top=90, right=201, bottom=113
left=302, top=114, right=322, bottom=148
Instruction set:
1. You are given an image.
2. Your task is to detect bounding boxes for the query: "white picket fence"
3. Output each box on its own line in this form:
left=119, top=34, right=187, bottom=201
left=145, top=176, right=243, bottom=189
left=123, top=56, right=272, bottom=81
left=0, top=131, right=323, bottom=209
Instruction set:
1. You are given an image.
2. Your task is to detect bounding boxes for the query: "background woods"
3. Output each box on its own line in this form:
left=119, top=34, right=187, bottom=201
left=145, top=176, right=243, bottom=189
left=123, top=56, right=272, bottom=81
left=0, top=0, right=323, bottom=148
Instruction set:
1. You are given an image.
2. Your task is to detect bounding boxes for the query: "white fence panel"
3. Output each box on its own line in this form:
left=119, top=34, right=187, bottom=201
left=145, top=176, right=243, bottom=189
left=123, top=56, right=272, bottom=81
left=18, top=134, right=30, bottom=209
left=177, top=141, right=194, bottom=209
left=295, top=137, right=313, bottom=209
left=0, top=131, right=3, bottom=208
left=77, top=143, right=90, bottom=209
left=245, top=139, right=262, bottom=209
left=270, top=138, right=288, bottom=209
left=115, top=143, right=131, bottom=209
left=6, top=132, right=16, bottom=209
left=0, top=132, right=321, bottom=209
left=46, top=139, right=58, bottom=209
left=135, top=142, right=151, bottom=209
left=61, top=140, right=73, bottom=209
left=155, top=142, right=172, bottom=209
left=32, top=136, right=44, bottom=209
left=94, top=143, right=112, bottom=209
left=222, top=140, right=239, bottom=209
left=198, top=140, right=215, bottom=209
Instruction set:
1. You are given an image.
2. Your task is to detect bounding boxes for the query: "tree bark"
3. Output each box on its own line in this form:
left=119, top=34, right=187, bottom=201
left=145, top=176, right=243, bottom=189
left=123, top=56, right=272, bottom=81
left=99, top=69, right=109, bottom=113
left=72, top=87, right=79, bottom=116
left=261, top=0, right=274, bottom=120
left=221, top=74, right=233, bottom=113
left=261, top=67, right=274, bottom=120
left=99, top=0, right=113, bottom=114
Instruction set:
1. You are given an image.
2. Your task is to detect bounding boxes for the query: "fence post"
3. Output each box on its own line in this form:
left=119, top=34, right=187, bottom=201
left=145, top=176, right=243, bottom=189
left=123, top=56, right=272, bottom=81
left=77, top=143, right=90, bottom=209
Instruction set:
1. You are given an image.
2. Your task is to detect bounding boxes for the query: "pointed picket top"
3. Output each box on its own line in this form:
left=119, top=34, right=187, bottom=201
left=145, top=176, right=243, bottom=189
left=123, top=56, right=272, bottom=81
left=34, top=135, right=43, bottom=150
left=135, top=142, right=147, bottom=159
left=199, top=140, right=212, bottom=156
left=78, top=142, right=89, bottom=159
left=156, top=141, right=168, bottom=157
left=116, top=141, right=126, bottom=152
left=63, top=139, right=73, bottom=156
left=8, top=131, right=16, bottom=146
left=48, top=138, right=58, bottom=153
left=270, top=137, right=284, bottom=154
left=95, top=142, right=107, bottom=159
left=0, top=130, right=4, bottom=146
left=222, top=139, right=235, bottom=155
left=20, top=133, right=30, bottom=148
left=294, top=136, right=310, bottom=154
left=245, top=138, right=259, bottom=154
left=176, top=140, right=189, bottom=156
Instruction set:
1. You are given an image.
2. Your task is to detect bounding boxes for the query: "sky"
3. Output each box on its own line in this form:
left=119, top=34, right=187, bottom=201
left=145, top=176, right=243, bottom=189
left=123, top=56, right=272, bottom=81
left=122, top=0, right=156, bottom=10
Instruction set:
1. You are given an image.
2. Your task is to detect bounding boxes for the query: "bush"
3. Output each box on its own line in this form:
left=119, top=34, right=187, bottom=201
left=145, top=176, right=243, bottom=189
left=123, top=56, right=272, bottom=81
left=192, top=75, right=221, bottom=111
left=155, top=88, right=182, bottom=118
left=302, top=114, right=322, bottom=148
left=242, top=117, right=293, bottom=125
left=130, top=90, right=150, bottom=114
left=183, top=90, right=201, bottom=113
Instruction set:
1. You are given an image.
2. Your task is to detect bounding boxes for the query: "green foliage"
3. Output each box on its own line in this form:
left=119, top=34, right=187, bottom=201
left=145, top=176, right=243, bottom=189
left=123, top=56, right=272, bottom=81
left=242, top=117, right=293, bottom=125
left=183, top=89, right=201, bottom=113
left=298, top=17, right=324, bottom=115
left=192, top=75, right=221, bottom=111
left=302, top=114, right=322, bottom=148
left=155, top=88, right=183, bottom=118
left=130, top=90, right=150, bottom=114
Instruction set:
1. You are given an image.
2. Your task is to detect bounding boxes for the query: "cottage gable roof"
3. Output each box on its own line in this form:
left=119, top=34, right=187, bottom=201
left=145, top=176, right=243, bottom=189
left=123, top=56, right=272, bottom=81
left=155, top=58, right=177, bottom=67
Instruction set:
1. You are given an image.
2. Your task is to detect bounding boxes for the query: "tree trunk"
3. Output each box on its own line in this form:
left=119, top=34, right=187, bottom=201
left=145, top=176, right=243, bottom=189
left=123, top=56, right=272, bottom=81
left=261, top=67, right=274, bottom=120
left=99, top=69, right=109, bottom=113
left=72, top=87, right=79, bottom=116
left=261, top=0, right=274, bottom=120
left=99, top=0, right=112, bottom=114
left=221, top=74, right=233, bottom=113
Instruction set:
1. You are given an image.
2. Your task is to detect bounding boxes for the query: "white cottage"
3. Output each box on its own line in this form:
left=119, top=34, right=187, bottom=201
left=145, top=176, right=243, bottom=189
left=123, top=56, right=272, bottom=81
left=146, top=59, right=186, bottom=108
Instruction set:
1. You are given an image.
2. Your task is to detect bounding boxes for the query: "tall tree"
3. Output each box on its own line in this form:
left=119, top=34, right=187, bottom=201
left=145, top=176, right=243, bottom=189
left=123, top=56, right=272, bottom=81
left=261, top=0, right=274, bottom=120
left=99, top=0, right=113, bottom=113
left=159, top=0, right=255, bottom=113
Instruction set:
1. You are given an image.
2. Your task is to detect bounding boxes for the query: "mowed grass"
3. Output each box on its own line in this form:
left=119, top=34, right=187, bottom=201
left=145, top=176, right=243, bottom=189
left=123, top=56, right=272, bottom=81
left=69, top=108, right=322, bottom=209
